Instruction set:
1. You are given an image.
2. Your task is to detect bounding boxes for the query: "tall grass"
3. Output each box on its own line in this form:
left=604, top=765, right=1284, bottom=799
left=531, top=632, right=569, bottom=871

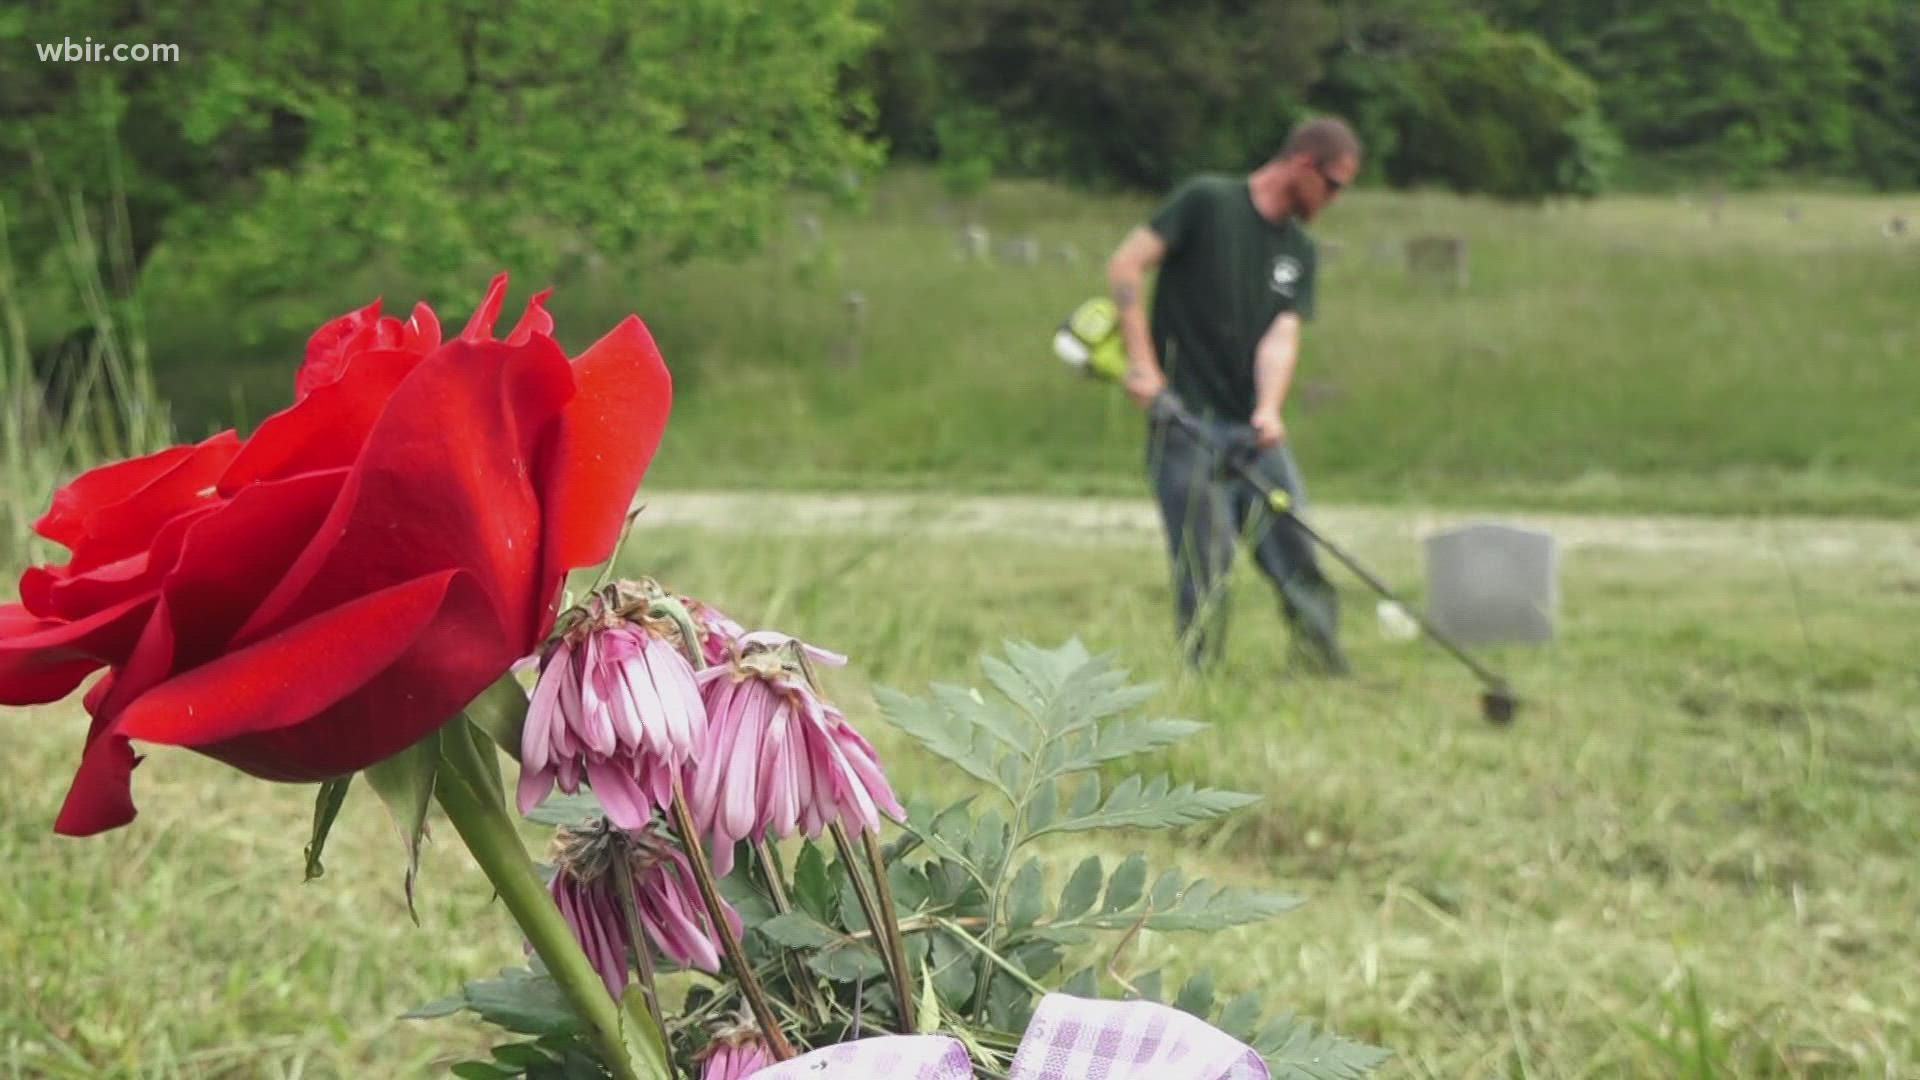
left=1, top=184, right=173, bottom=571
left=128, top=171, right=1918, bottom=515
left=6, top=507, right=1914, bottom=1078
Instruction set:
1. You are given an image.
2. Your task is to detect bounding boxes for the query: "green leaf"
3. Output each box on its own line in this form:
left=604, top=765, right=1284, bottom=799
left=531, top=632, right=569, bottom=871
left=1103, top=854, right=1148, bottom=914
left=967, top=809, right=1009, bottom=880
left=1143, top=883, right=1303, bottom=932
left=1255, top=1013, right=1393, bottom=1079
left=523, top=791, right=604, bottom=828
left=1062, top=966, right=1099, bottom=998
left=1174, top=973, right=1216, bottom=1019
left=1007, top=858, right=1046, bottom=930
left=404, top=968, right=585, bottom=1038
left=615, top=983, right=674, bottom=1078
left=875, top=686, right=1012, bottom=796
left=1026, top=777, right=1059, bottom=834
left=464, top=674, right=531, bottom=761
left=915, top=956, right=943, bottom=1035
left=1150, top=867, right=1186, bottom=911
left=715, top=874, right=777, bottom=928
left=808, top=945, right=887, bottom=982
left=1215, top=991, right=1263, bottom=1041
left=1131, top=969, right=1164, bottom=1003
left=757, top=911, right=844, bottom=950
left=927, top=929, right=977, bottom=1010
left=364, top=724, right=444, bottom=920
left=836, top=871, right=870, bottom=935
left=446, top=715, right=508, bottom=811
left=981, top=652, right=1049, bottom=719
left=1067, top=774, right=1102, bottom=818
left=452, top=1062, right=515, bottom=1080
left=1032, top=773, right=1258, bottom=838
left=490, top=1043, right=552, bottom=1069
left=888, top=860, right=933, bottom=916
left=303, top=776, right=352, bottom=882
left=758, top=906, right=887, bottom=984
left=932, top=683, right=1036, bottom=755
left=1041, top=718, right=1209, bottom=779
left=1007, top=939, right=1063, bottom=982
left=404, top=993, right=465, bottom=1021
left=992, top=639, right=1159, bottom=741
left=1056, top=856, right=1103, bottom=921
left=794, top=841, right=835, bottom=922
left=1074, top=876, right=1301, bottom=932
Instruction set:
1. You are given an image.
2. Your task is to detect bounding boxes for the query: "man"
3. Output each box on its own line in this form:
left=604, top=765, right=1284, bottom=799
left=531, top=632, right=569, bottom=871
left=1105, top=117, right=1361, bottom=673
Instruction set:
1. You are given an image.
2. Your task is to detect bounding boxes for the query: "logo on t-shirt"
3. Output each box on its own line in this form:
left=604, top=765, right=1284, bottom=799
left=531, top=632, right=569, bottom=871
left=1270, top=255, right=1303, bottom=297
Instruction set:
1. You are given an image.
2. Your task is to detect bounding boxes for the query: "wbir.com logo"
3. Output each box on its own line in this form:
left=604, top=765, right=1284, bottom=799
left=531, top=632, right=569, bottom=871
left=35, top=36, right=180, bottom=63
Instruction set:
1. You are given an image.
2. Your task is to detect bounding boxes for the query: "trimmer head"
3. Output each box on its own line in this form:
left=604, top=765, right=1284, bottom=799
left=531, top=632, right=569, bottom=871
left=1480, top=686, right=1520, bottom=725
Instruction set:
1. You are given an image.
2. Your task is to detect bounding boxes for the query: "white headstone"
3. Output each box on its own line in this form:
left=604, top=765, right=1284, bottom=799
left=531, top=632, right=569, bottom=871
left=1423, top=522, right=1559, bottom=644
left=959, top=224, right=991, bottom=262
left=998, top=237, right=1040, bottom=265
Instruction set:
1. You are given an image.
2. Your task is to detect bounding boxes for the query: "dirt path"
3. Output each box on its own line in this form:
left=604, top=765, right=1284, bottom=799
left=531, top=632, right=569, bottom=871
left=633, top=490, right=1920, bottom=568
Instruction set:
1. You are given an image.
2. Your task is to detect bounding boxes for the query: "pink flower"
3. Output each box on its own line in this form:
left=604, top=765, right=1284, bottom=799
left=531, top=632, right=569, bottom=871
left=681, top=599, right=847, bottom=672
left=682, top=597, right=746, bottom=669
left=699, top=1035, right=774, bottom=1080
left=551, top=862, right=633, bottom=999
left=687, top=634, right=901, bottom=873
left=518, top=598, right=705, bottom=829
left=549, top=824, right=742, bottom=997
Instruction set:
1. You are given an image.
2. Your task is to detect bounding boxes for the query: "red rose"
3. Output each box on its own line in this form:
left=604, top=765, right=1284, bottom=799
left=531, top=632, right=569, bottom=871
left=0, top=274, right=671, bottom=836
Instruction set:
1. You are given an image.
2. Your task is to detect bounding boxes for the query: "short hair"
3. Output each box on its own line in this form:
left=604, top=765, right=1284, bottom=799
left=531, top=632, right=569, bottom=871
left=1277, top=117, right=1361, bottom=166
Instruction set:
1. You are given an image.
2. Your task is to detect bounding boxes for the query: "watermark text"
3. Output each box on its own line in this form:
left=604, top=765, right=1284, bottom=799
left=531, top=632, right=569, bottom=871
left=35, top=37, right=180, bottom=63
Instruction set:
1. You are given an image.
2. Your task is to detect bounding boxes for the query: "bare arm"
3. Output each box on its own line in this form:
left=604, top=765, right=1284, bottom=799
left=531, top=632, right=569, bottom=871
left=1250, top=312, right=1302, bottom=447
left=1106, top=226, right=1169, bottom=407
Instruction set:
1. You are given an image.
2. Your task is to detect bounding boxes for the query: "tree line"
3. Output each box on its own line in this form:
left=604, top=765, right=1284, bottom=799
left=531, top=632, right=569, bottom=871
left=859, top=0, right=1920, bottom=198
left=3, top=0, right=1914, bottom=327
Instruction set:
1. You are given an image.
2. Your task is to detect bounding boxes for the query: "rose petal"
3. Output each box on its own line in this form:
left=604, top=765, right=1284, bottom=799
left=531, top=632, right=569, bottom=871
left=535, top=316, right=671, bottom=601
left=42, top=431, right=240, bottom=573
left=233, top=337, right=575, bottom=651
left=114, top=569, right=469, bottom=747
left=503, top=288, right=554, bottom=345
left=460, top=273, right=510, bottom=342
left=219, top=350, right=424, bottom=494
left=0, top=595, right=154, bottom=706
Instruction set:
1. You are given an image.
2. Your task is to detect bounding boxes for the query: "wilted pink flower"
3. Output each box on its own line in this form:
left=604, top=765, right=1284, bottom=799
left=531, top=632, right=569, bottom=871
left=683, top=599, right=847, bottom=672
left=518, top=598, right=706, bottom=829
left=698, top=1030, right=775, bottom=1080
left=549, top=823, right=742, bottom=997
left=683, top=597, right=747, bottom=669
left=688, top=633, right=902, bottom=873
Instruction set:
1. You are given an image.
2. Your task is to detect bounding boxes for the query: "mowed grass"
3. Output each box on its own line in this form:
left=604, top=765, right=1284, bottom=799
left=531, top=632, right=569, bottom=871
left=139, top=170, right=1920, bottom=515
left=5, top=502, right=1916, bottom=1078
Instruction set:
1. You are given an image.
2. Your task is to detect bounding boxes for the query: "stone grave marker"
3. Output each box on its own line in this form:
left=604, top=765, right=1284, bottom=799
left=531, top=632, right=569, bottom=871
left=1423, top=522, right=1559, bottom=644
left=1406, top=234, right=1469, bottom=289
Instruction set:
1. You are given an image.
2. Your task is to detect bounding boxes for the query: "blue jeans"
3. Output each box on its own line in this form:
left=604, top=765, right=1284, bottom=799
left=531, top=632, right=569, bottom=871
left=1146, top=411, right=1346, bottom=672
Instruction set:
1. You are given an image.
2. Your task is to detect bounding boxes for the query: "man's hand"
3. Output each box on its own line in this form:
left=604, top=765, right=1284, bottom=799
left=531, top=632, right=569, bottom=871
left=1250, top=406, right=1286, bottom=448
left=1124, top=364, right=1167, bottom=409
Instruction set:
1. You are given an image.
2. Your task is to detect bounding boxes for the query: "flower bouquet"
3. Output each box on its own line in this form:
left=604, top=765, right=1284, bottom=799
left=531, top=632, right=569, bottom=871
left=1, top=278, right=1388, bottom=1079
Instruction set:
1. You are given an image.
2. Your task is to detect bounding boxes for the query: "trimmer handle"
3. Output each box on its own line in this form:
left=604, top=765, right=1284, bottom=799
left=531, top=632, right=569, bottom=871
left=1148, top=392, right=1292, bottom=513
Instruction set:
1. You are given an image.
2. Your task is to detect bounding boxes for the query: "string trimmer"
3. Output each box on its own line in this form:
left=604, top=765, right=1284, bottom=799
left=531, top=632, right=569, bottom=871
left=1053, top=297, right=1520, bottom=724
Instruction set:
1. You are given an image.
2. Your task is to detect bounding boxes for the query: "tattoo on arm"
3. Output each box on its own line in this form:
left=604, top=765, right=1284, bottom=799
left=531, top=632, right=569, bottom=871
left=1111, top=282, right=1138, bottom=310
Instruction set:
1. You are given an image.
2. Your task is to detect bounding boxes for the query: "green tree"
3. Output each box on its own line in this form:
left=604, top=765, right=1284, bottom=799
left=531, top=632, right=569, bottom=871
left=1484, top=0, right=1915, bottom=185
left=866, top=0, right=1339, bottom=190
left=1314, top=0, right=1617, bottom=197
left=0, top=0, right=883, bottom=308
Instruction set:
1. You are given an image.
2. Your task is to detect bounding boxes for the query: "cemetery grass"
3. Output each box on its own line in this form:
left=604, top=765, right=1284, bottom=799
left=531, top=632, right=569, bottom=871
left=139, top=169, right=1920, bottom=517
left=5, top=514, right=1916, bottom=1079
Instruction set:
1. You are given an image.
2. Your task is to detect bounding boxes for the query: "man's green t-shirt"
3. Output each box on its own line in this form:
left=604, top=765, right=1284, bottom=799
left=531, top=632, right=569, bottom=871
left=1148, top=174, right=1318, bottom=421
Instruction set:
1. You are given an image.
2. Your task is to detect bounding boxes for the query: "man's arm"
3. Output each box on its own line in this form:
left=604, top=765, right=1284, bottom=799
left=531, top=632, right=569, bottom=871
left=1105, top=225, right=1168, bottom=408
left=1250, top=312, right=1301, bottom=448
